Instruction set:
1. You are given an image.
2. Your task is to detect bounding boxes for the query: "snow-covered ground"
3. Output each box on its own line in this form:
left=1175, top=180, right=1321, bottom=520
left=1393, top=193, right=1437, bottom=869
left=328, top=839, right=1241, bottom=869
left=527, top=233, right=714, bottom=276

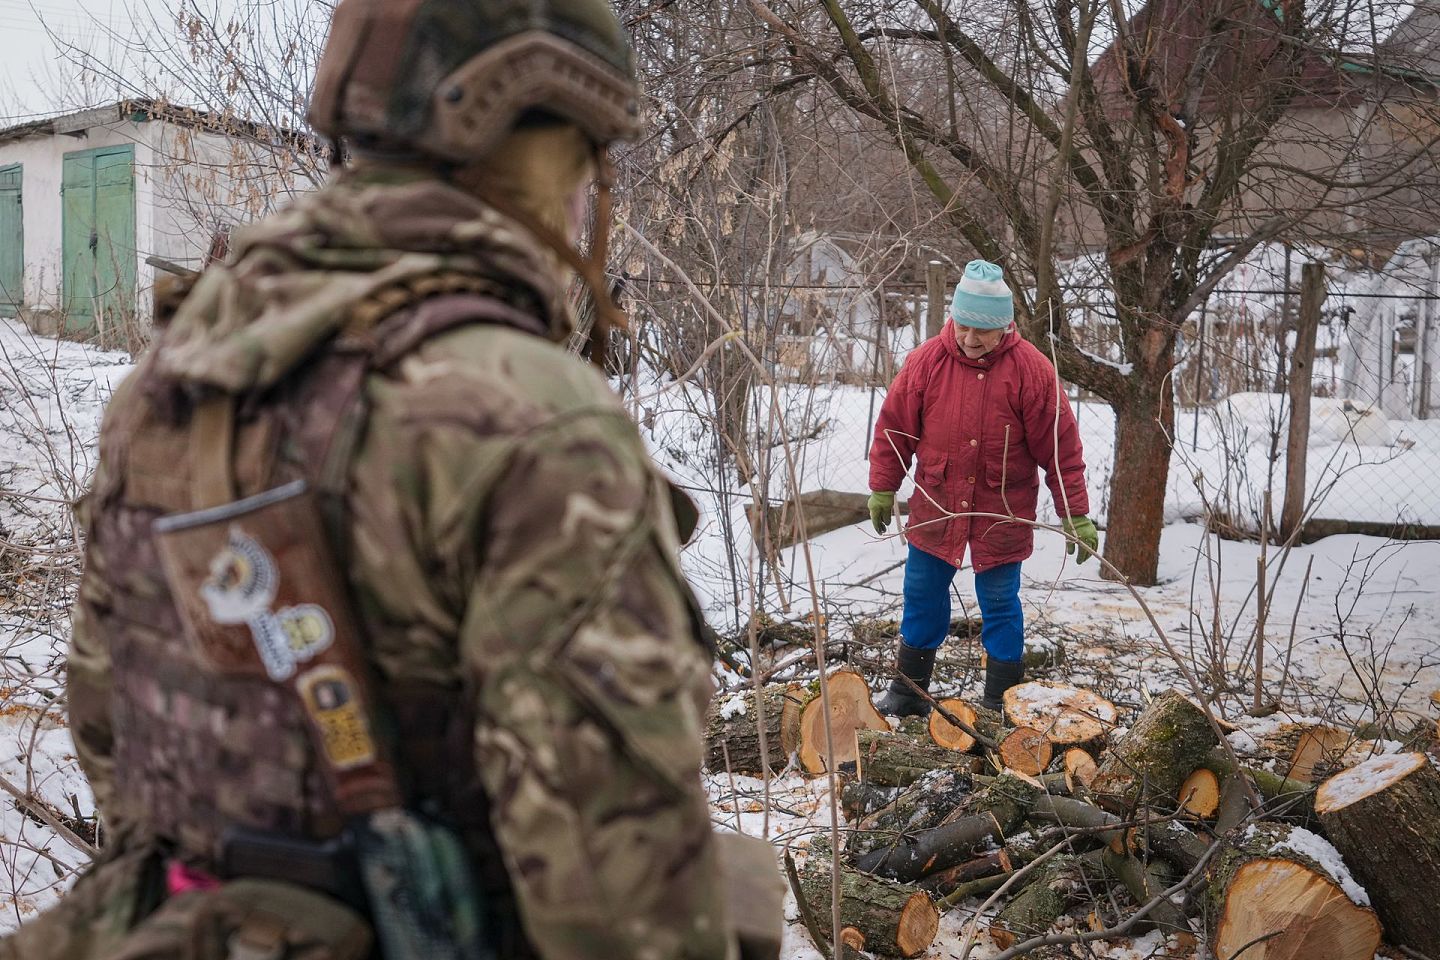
left=0, top=316, right=1435, bottom=958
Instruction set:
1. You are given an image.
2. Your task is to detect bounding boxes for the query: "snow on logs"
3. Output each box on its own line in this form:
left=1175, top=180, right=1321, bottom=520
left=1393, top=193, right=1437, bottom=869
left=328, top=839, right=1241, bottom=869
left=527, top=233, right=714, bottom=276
left=1206, top=822, right=1380, bottom=960
left=1316, top=752, right=1440, bottom=958
left=799, top=839, right=940, bottom=958
left=1002, top=681, right=1118, bottom=746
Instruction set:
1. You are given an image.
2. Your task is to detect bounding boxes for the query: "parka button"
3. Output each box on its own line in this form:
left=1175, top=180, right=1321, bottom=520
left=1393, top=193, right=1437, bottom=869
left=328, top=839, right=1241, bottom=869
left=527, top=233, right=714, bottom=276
left=970, top=439, right=978, bottom=447
left=968, top=476, right=975, bottom=483
left=978, top=373, right=986, bottom=380
left=961, top=501, right=969, bottom=509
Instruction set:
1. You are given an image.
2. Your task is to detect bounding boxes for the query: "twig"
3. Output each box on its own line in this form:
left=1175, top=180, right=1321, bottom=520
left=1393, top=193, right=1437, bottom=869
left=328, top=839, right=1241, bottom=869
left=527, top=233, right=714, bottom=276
left=896, top=673, right=999, bottom=751
left=0, top=772, right=97, bottom=858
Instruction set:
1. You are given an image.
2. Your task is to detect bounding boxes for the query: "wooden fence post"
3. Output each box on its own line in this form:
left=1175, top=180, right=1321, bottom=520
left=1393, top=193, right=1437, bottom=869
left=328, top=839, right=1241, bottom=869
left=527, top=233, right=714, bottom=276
left=1280, top=262, right=1326, bottom=541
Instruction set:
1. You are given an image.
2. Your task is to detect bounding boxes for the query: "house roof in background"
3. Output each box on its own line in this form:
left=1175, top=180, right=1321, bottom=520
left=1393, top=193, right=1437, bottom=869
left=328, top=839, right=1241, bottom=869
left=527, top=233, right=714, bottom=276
left=0, top=98, right=316, bottom=152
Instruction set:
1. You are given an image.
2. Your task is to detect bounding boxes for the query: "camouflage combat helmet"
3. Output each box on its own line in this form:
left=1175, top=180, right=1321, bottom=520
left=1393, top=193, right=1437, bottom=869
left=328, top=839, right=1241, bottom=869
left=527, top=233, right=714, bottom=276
left=309, top=0, right=641, bottom=161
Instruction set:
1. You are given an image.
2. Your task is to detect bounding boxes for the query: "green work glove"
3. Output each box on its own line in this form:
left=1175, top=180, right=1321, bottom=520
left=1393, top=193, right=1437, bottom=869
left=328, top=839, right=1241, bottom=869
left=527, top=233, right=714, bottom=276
left=1062, top=515, right=1099, bottom=565
left=868, top=491, right=896, bottom=534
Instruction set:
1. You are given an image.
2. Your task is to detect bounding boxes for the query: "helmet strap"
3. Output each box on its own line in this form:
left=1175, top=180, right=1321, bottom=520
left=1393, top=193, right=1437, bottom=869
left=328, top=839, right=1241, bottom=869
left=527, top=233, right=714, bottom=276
left=467, top=147, right=627, bottom=371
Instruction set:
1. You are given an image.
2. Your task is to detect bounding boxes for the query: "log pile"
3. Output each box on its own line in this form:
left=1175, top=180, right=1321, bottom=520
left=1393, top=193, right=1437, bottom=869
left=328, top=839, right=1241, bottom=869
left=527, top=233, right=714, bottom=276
left=706, top=675, right=1440, bottom=958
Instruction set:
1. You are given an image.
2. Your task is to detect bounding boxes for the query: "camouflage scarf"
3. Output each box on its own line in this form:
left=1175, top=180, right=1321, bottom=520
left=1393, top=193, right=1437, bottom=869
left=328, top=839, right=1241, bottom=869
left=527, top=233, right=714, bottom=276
left=156, top=170, right=572, bottom=393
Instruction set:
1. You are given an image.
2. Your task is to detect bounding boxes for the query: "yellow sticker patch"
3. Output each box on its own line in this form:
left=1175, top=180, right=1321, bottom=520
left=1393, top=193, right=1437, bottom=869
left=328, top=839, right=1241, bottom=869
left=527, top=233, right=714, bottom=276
left=297, top=666, right=377, bottom=770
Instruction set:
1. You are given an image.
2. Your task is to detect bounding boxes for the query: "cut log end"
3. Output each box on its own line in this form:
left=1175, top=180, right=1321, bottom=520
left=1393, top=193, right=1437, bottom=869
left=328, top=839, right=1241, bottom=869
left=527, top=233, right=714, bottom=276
left=896, top=893, right=940, bottom=958
left=840, top=927, right=865, bottom=952
left=1178, top=767, right=1221, bottom=819
left=797, top=670, right=890, bottom=775
left=1002, top=681, right=1118, bottom=744
left=1063, top=748, right=1099, bottom=792
left=1215, top=858, right=1380, bottom=960
left=1315, top=751, right=1428, bottom=813
left=998, top=727, right=1054, bottom=777
left=928, top=698, right=977, bottom=752
left=1290, top=725, right=1350, bottom=782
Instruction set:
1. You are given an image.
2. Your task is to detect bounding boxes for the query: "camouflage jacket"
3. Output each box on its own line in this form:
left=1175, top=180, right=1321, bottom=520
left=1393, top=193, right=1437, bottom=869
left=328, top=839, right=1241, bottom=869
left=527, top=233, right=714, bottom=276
left=63, top=168, right=740, bottom=960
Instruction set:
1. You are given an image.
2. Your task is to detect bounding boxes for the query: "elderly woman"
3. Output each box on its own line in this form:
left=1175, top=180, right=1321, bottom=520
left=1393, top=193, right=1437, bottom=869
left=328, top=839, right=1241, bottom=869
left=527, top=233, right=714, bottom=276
left=866, top=260, right=1098, bottom=714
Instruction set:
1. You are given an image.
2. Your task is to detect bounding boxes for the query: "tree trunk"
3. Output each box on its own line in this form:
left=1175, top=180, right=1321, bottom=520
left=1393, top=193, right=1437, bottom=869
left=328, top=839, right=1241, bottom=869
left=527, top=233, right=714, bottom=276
left=848, top=769, right=973, bottom=838
left=1103, top=397, right=1174, bottom=585
left=799, top=855, right=939, bottom=958
left=852, top=813, right=1005, bottom=881
left=1316, top=752, right=1440, bottom=957
left=1206, top=822, right=1380, bottom=960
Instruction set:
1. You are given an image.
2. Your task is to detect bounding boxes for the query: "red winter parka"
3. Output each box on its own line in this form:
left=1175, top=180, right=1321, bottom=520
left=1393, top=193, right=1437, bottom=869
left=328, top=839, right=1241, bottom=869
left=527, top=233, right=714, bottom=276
left=869, top=321, right=1090, bottom=573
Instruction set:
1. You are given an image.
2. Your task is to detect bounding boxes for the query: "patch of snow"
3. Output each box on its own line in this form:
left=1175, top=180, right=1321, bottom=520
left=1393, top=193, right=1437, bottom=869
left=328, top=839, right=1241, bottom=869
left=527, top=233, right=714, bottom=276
left=720, top=693, right=748, bottom=720
left=1273, top=827, right=1371, bottom=907
left=1315, top=751, right=1425, bottom=810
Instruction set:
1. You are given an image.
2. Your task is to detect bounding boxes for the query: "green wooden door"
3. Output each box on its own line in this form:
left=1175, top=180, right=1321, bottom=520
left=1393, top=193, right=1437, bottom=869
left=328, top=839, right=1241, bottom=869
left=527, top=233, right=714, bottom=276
left=0, top=165, right=20, bottom=318
left=62, top=146, right=136, bottom=337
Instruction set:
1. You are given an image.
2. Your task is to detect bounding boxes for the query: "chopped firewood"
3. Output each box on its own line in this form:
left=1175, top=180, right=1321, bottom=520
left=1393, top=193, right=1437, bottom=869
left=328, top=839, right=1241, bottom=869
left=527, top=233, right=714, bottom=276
left=852, top=812, right=1006, bottom=882
left=916, top=849, right=1012, bottom=897
left=928, top=698, right=978, bottom=751
left=1178, top=768, right=1220, bottom=819
left=1093, top=692, right=1217, bottom=812
left=848, top=770, right=972, bottom=838
left=1335, top=739, right=1388, bottom=771
left=840, top=927, right=866, bottom=953
left=799, top=850, right=939, bottom=958
left=952, top=771, right=1039, bottom=835
left=997, top=726, right=1053, bottom=776
left=796, top=670, right=891, bottom=775
left=988, top=855, right=1085, bottom=949
left=1101, top=847, right=1188, bottom=935
left=1291, top=725, right=1351, bottom=782
left=854, top=727, right=969, bottom=788
left=1316, top=752, right=1440, bottom=957
left=703, top=683, right=804, bottom=775
left=1002, top=681, right=1118, bottom=745
left=1201, top=748, right=1317, bottom=825
left=1207, top=822, right=1380, bottom=960
left=1063, top=747, right=1099, bottom=793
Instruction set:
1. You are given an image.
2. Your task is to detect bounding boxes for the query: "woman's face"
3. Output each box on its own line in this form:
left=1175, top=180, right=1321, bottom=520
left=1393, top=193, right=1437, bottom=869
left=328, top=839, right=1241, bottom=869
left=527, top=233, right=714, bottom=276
left=954, top=320, right=1008, bottom=359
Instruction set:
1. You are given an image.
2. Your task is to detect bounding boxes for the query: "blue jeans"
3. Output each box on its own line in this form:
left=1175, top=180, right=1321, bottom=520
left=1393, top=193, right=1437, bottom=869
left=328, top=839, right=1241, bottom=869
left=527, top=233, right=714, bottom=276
left=899, top=545, right=1023, bottom=662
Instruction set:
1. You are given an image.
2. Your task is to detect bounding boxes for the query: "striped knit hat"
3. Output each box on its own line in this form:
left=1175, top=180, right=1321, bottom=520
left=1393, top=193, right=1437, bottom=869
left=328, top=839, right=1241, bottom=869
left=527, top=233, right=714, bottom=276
left=949, top=260, right=1014, bottom=329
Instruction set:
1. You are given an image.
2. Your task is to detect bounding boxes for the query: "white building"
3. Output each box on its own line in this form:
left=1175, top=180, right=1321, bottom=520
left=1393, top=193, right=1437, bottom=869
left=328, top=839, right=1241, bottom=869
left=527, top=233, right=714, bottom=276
left=0, top=100, right=322, bottom=345
left=1341, top=238, right=1440, bottom=420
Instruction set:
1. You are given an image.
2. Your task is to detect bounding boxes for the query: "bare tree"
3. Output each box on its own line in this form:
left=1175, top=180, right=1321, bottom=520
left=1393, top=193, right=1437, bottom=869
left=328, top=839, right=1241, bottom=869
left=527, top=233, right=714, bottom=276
left=747, top=0, right=1440, bottom=584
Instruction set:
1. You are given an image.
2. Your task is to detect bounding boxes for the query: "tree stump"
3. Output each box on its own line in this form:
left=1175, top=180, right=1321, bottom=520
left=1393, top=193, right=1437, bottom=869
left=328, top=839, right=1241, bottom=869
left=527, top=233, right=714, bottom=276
left=799, top=853, right=939, bottom=957
left=1092, top=691, right=1216, bottom=812
left=1206, top=822, right=1380, bottom=960
left=796, top=670, right=891, bottom=775
left=703, top=683, right=804, bottom=775
left=1002, top=681, right=1118, bottom=745
left=1316, top=752, right=1440, bottom=957
left=997, top=727, right=1053, bottom=776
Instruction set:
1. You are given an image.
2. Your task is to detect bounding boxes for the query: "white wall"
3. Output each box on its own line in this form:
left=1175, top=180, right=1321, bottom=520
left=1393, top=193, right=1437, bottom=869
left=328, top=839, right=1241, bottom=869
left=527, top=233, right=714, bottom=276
left=0, top=112, right=321, bottom=336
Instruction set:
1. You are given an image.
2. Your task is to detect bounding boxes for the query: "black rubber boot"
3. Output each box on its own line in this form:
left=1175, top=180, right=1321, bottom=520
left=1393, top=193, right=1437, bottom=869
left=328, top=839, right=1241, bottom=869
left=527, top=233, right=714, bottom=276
left=982, top=658, right=1025, bottom=712
left=875, top=643, right=938, bottom=718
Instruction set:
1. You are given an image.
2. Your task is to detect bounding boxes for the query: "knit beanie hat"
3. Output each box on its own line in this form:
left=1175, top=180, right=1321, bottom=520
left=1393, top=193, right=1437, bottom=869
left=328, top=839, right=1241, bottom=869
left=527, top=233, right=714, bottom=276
left=948, top=260, right=1014, bottom=329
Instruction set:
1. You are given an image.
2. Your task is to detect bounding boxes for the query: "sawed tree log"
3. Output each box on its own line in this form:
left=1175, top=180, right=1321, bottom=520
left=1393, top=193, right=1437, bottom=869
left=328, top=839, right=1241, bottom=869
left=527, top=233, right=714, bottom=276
left=1093, top=691, right=1217, bottom=812
left=1316, top=752, right=1440, bottom=958
left=1206, top=822, right=1380, bottom=960
left=799, top=843, right=940, bottom=958
left=704, top=683, right=803, bottom=775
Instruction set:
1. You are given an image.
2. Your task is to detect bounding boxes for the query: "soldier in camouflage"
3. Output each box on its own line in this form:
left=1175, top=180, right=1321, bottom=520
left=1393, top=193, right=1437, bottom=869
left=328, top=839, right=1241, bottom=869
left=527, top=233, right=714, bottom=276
left=2, top=1, right=782, bottom=958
